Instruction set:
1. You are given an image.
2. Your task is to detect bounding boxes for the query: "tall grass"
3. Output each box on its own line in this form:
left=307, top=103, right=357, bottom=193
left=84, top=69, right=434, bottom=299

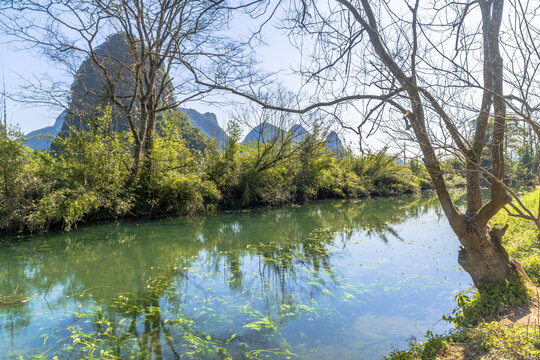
left=493, top=188, right=540, bottom=283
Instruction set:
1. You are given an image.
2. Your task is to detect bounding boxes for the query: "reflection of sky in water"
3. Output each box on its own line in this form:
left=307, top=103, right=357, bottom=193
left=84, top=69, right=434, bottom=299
left=0, top=195, right=470, bottom=359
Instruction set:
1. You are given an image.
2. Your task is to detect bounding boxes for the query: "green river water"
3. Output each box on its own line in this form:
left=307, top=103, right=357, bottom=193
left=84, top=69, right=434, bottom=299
left=0, top=194, right=470, bottom=359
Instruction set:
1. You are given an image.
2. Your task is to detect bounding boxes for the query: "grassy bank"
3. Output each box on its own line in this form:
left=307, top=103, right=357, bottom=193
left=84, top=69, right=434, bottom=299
left=385, top=188, right=540, bottom=360
left=1, top=109, right=430, bottom=237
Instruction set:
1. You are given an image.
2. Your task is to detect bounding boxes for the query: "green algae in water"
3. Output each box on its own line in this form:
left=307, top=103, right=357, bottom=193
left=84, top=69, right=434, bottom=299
left=0, top=195, right=469, bottom=359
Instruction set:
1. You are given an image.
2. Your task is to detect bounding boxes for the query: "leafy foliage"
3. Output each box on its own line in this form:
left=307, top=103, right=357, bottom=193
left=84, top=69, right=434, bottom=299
left=346, top=149, right=420, bottom=196
left=385, top=322, right=540, bottom=360
left=1, top=112, right=430, bottom=235
left=442, top=278, right=530, bottom=328
left=135, top=113, right=220, bottom=216
left=0, top=125, right=36, bottom=233
left=25, top=107, right=133, bottom=232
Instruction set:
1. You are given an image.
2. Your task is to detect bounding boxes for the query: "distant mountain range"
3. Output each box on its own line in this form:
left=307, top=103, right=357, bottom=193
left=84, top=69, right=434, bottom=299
left=243, top=122, right=344, bottom=152
left=23, top=33, right=338, bottom=152
left=26, top=112, right=344, bottom=153
left=25, top=111, right=67, bottom=151
left=27, top=115, right=345, bottom=154
left=25, top=108, right=226, bottom=151
left=325, top=130, right=344, bottom=152
left=24, top=33, right=228, bottom=151
left=243, top=122, right=282, bottom=145
left=178, top=107, right=227, bottom=146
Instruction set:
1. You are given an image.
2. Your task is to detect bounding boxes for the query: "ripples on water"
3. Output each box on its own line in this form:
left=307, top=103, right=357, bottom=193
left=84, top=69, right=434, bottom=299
left=0, top=194, right=469, bottom=359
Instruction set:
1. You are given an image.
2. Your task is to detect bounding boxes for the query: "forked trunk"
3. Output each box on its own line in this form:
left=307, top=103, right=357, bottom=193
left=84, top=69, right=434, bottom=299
left=333, top=0, right=524, bottom=289
left=456, top=218, right=515, bottom=288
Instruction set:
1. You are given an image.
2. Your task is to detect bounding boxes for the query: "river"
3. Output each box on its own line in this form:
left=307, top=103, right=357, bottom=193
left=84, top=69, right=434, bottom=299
left=0, top=194, right=470, bottom=359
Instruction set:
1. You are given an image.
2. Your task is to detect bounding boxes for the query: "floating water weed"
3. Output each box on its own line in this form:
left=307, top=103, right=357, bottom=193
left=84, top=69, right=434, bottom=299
left=0, top=291, right=31, bottom=306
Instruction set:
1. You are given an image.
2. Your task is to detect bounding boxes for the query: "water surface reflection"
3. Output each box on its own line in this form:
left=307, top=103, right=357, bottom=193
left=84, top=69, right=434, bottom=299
left=0, top=195, right=467, bottom=359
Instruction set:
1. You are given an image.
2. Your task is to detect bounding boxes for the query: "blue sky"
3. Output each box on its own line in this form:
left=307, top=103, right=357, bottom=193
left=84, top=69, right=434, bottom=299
left=0, top=3, right=386, bottom=152
left=0, top=14, right=301, bottom=134
left=1, top=39, right=66, bottom=132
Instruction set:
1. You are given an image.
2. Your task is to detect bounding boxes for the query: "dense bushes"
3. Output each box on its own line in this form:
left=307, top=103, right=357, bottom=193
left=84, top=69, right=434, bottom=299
left=136, top=115, right=220, bottom=215
left=1, top=112, right=426, bottom=235
left=347, top=150, right=419, bottom=195
left=0, top=127, right=36, bottom=233
left=1, top=109, right=133, bottom=233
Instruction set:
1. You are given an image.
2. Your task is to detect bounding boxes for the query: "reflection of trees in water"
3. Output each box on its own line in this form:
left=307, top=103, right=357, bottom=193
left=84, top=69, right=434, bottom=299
left=2, top=194, right=441, bottom=303
left=0, top=194, right=443, bottom=358
left=352, top=194, right=443, bottom=243
left=92, top=267, right=182, bottom=359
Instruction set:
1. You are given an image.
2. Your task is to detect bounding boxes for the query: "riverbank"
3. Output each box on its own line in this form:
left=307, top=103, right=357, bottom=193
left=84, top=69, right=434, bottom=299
left=385, top=188, right=540, bottom=360
left=1, top=115, right=434, bottom=237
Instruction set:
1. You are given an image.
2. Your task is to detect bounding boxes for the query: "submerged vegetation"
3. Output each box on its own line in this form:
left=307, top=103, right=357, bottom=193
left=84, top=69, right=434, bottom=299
left=1, top=0, right=540, bottom=358
left=0, top=288, right=31, bottom=307
left=0, top=107, right=425, bottom=235
left=0, top=195, right=457, bottom=359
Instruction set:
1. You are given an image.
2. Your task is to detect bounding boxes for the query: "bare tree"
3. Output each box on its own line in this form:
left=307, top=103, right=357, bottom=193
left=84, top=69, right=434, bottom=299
left=234, top=93, right=329, bottom=174
left=500, top=0, right=540, bottom=230
left=0, top=0, right=261, bottom=180
left=201, top=0, right=536, bottom=287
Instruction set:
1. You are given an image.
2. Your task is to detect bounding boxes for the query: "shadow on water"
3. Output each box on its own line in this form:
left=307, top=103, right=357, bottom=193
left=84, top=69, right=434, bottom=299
left=0, top=194, right=465, bottom=359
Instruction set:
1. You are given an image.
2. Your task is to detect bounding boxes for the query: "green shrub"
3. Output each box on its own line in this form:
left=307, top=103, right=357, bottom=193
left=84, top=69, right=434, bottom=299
left=0, top=126, right=39, bottom=233
left=466, top=321, right=540, bottom=359
left=442, top=277, right=530, bottom=328
left=293, top=130, right=332, bottom=200
left=29, top=108, right=133, bottom=231
left=385, top=322, right=540, bottom=360
left=1, top=113, right=431, bottom=235
left=384, top=331, right=451, bottom=360
left=385, top=278, right=534, bottom=359
left=1, top=108, right=133, bottom=233
left=444, top=173, right=467, bottom=189
left=408, top=159, right=433, bottom=190
left=161, top=110, right=212, bottom=153
left=135, top=113, right=221, bottom=215
left=347, top=150, right=420, bottom=195
left=206, top=125, right=369, bottom=207
left=318, top=158, right=366, bottom=198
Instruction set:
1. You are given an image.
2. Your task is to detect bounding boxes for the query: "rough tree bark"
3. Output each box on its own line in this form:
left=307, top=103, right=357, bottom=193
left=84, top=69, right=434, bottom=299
left=341, top=0, right=519, bottom=288
left=220, top=0, right=526, bottom=288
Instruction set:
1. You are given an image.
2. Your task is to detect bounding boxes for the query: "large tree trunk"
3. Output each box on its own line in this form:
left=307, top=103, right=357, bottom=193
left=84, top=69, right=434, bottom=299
left=360, top=0, right=519, bottom=288
left=455, top=218, right=515, bottom=288
left=127, top=111, right=148, bottom=187
left=128, top=141, right=143, bottom=186
left=144, top=110, right=156, bottom=158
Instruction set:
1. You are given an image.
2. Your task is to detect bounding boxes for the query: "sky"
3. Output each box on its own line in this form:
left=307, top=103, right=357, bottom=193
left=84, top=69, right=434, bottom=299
left=5, top=1, right=490, bottom=157
left=2, top=1, right=538, bottom=164
left=0, top=1, right=374, bottom=152
left=0, top=9, right=311, bottom=136
left=1, top=41, right=64, bottom=132
left=0, top=36, right=292, bottom=129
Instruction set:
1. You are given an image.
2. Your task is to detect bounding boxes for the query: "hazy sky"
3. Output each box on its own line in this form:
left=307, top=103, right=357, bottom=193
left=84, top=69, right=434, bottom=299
left=1, top=36, right=65, bottom=133
left=0, top=2, right=398, bottom=152
left=0, top=12, right=304, bottom=135
left=4, top=1, right=533, bottom=158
